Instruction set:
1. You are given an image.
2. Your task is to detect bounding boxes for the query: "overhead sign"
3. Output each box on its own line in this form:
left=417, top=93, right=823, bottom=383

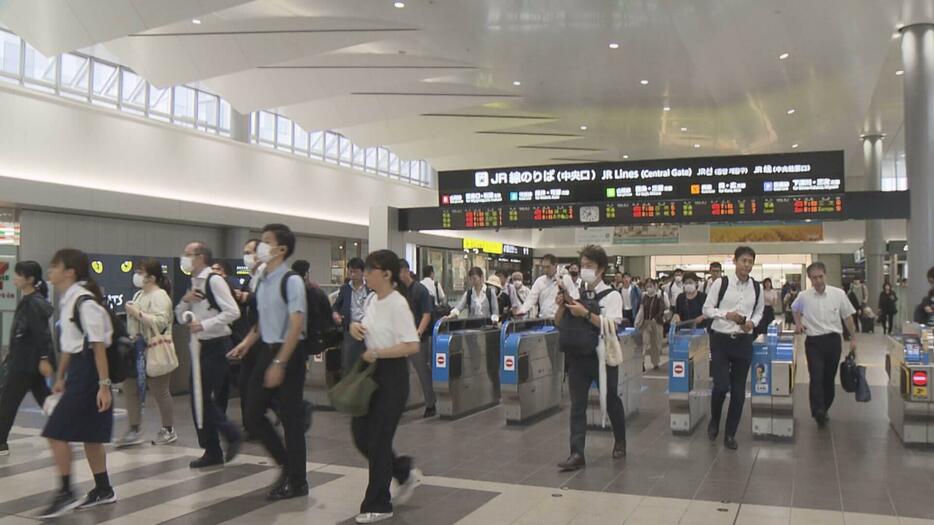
left=462, top=238, right=503, bottom=254
left=438, top=151, right=844, bottom=208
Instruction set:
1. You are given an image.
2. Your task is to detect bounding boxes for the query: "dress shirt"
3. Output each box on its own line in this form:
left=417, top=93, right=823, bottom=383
left=791, top=286, right=856, bottom=336
left=620, top=285, right=633, bottom=311
left=59, top=283, right=113, bottom=354
left=702, top=274, right=765, bottom=335
left=421, top=277, right=446, bottom=304
left=451, top=285, right=497, bottom=319
left=517, top=274, right=561, bottom=319
left=664, top=281, right=684, bottom=309
left=255, top=262, right=306, bottom=344
left=175, top=267, right=241, bottom=340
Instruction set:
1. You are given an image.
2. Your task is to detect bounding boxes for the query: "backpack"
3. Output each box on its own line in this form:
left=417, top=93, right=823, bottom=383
left=559, top=288, right=617, bottom=356
left=260, top=270, right=338, bottom=356
left=465, top=286, right=500, bottom=318
left=73, top=294, right=134, bottom=384
left=430, top=281, right=452, bottom=323
left=203, top=273, right=233, bottom=313
left=714, top=276, right=761, bottom=316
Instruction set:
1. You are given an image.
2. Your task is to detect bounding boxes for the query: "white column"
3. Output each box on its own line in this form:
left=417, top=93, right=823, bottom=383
left=368, top=206, right=405, bottom=255
left=229, top=109, right=251, bottom=144
left=861, top=134, right=885, bottom=309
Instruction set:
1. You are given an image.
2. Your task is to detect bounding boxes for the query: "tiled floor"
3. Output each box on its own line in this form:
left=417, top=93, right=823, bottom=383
left=1, top=332, right=933, bottom=524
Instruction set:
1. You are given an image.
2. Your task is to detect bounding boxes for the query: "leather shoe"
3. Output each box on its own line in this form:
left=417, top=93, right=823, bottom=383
left=724, top=435, right=738, bottom=450
left=815, top=412, right=829, bottom=427
left=224, top=435, right=242, bottom=463
left=423, top=405, right=437, bottom=418
left=189, top=454, right=223, bottom=469
left=557, top=453, right=586, bottom=471
left=267, top=479, right=309, bottom=501
left=612, top=440, right=627, bottom=459
left=707, top=419, right=719, bottom=441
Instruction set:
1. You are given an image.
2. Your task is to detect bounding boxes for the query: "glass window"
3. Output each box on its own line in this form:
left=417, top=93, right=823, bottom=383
left=148, top=84, right=170, bottom=119
left=60, top=53, right=89, bottom=97
left=23, top=43, right=55, bottom=86
left=219, top=99, right=231, bottom=131
left=294, top=125, right=309, bottom=152
left=365, top=147, right=378, bottom=172
left=276, top=115, right=292, bottom=148
left=197, top=91, right=218, bottom=130
left=91, top=61, right=118, bottom=102
left=173, top=85, right=196, bottom=125
left=121, top=69, right=146, bottom=112
left=0, top=31, right=20, bottom=77
left=352, top=144, right=366, bottom=168
left=401, top=160, right=411, bottom=179
left=309, top=131, right=324, bottom=158
left=258, top=111, right=275, bottom=143
left=389, top=151, right=400, bottom=175
left=339, top=135, right=352, bottom=165
left=377, top=147, right=389, bottom=174
left=325, top=131, right=340, bottom=161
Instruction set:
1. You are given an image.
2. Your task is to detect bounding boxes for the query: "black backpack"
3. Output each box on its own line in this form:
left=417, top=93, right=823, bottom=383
left=203, top=273, right=233, bottom=313
left=714, top=276, right=761, bottom=332
left=259, top=271, right=338, bottom=356
left=559, top=288, right=617, bottom=356
left=465, top=286, right=500, bottom=318
left=73, top=294, right=134, bottom=384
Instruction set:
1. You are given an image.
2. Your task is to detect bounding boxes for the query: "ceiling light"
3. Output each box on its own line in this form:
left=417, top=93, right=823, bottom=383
left=892, top=32, right=900, bottom=39
left=779, top=52, right=789, bottom=60
left=640, top=79, right=649, bottom=85
left=792, top=143, right=799, bottom=149
left=693, top=144, right=701, bottom=148
left=512, top=80, right=522, bottom=86
left=786, top=108, right=796, bottom=115
left=896, top=70, right=904, bottom=76
left=579, top=125, right=588, bottom=131
left=663, top=106, right=671, bottom=112
left=609, top=42, right=620, bottom=49
left=393, top=1, right=405, bottom=8
left=680, top=127, right=688, bottom=132
left=622, top=154, right=629, bottom=159
left=191, top=18, right=202, bottom=24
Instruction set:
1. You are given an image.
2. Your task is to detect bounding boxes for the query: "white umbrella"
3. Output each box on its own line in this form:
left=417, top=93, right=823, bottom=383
left=182, top=311, right=203, bottom=429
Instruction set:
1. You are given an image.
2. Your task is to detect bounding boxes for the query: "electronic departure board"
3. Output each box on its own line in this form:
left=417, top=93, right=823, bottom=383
left=438, top=150, right=844, bottom=207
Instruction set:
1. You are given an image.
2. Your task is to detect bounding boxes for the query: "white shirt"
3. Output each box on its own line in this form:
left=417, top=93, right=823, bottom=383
left=562, top=275, right=583, bottom=299
left=421, top=277, right=446, bottom=304
left=664, top=281, right=684, bottom=309
left=791, top=285, right=856, bottom=336
left=515, top=283, right=530, bottom=304
left=593, top=281, right=624, bottom=325
left=175, top=267, right=241, bottom=340
left=620, top=285, right=633, bottom=311
left=702, top=274, right=765, bottom=335
left=763, top=289, right=780, bottom=307
left=518, top=274, right=561, bottom=319
left=59, top=283, right=113, bottom=354
left=361, top=291, right=419, bottom=351
left=451, top=285, right=498, bottom=319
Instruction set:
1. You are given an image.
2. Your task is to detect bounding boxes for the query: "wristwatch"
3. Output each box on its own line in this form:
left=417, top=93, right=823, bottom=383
left=272, top=358, right=285, bottom=368
left=98, top=379, right=112, bottom=387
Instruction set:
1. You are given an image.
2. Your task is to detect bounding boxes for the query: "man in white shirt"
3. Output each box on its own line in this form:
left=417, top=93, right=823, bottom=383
left=420, top=265, right=446, bottom=306
left=701, top=262, right=723, bottom=294
left=792, top=262, right=857, bottom=427
left=618, top=272, right=641, bottom=327
left=702, top=247, right=764, bottom=450
left=512, top=272, right=530, bottom=304
left=563, top=262, right=583, bottom=298
left=516, top=254, right=561, bottom=319
left=663, top=268, right=685, bottom=312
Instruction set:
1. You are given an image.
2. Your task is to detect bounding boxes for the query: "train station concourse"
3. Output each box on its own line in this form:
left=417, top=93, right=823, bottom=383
left=0, top=1, right=933, bottom=524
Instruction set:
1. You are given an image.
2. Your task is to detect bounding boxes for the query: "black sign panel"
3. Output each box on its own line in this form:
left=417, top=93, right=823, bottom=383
left=88, top=254, right=173, bottom=313
left=437, top=150, right=844, bottom=207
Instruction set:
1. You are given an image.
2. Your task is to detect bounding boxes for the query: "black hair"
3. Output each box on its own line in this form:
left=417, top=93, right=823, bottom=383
left=211, top=260, right=231, bottom=276
left=365, top=250, right=407, bottom=296
left=622, top=272, right=631, bottom=278
left=14, top=260, right=48, bottom=298
left=347, top=257, right=366, bottom=271
left=244, top=238, right=261, bottom=251
left=262, top=223, right=296, bottom=259
left=709, top=262, right=723, bottom=270
left=643, top=277, right=657, bottom=287
left=291, top=259, right=310, bottom=278
left=423, top=265, right=435, bottom=279
left=683, top=272, right=699, bottom=283
left=494, top=268, right=508, bottom=278
left=541, top=254, right=558, bottom=266
left=189, top=241, right=213, bottom=265
left=806, top=261, right=827, bottom=276
left=734, top=246, right=756, bottom=260
left=762, top=277, right=773, bottom=289
left=400, top=259, right=411, bottom=270
left=579, top=245, right=609, bottom=271
left=468, top=267, right=484, bottom=279
left=568, top=262, right=580, bottom=270
left=51, top=249, right=103, bottom=303
left=138, top=258, right=172, bottom=294
left=673, top=267, right=684, bottom=275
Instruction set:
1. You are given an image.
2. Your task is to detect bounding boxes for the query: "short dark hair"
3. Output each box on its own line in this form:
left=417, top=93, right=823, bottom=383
left=244, top=238, right=261, bottom=251
left=400, top=259, right=411, bottom=270
left=734, top=246, right=756, bottom=260
left=494, top=269, right=508, bottom=278
left=579, top=245, right=608, bottom=271
left=423, top=265, right=435, bottom=278
left=673, top=268, right=684, bottom=275
left=806, top=261, right=827, bottom=276
left=291, top=259, right=310, bottom=278
left=541, top=254, right=558, bottom=266
left=189, top=241, right=212, bottom=265
left=709, top=262, right=722, bottom=270
left=622, top=272, right=631, bottom=278
left=211, top=260, right=231, bottom=276
left=682, top=272, right=699, bottom=283
left=468, top=267, right=484, bottom=279
left=568, top=262, right=580, bottom=270
left=262, top=223, right=296, bottom=258
left=347, top=257, right=366, bottom=271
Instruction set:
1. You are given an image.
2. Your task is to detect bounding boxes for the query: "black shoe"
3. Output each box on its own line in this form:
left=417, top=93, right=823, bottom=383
left=0, top=443, right=9, bottom=456
left=724, top=436, right=738, bottom=450
left=302, top=401, right=313, bottom=433
left=612, top=440, right=627, bottom=459
left=557, top=453, right=586, bottom=471
left=267, top=479, right=309, bottom=501
left=815, top=412, right=829, bottom=427
left=225, top=433, right=242, bottom=463
left=190, top=453, right=224, bottom=469
left=37, top=490, right=80, bottom=519
left=266, top=472, right=289, bottom=500
left=423, top=405, right=437, bottom=418
left=707, top=419, right=719, bottom=441
left=77, top=487, right=116, bottom=509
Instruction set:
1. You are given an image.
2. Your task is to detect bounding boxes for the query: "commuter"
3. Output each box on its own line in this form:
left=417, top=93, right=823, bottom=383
left=348, top=250, right=422, bottom=524
left=635, top=278, right=665, bottom=370
left=116, top=259, right=176, bottom=447
left=563, top=262, right=583, bottom=298
left=228, top=224, right=308, bottom=500
left=512, top=271, right=530, bottom=304
left=662, top=268, right=685, bottom=313
left=235, top=238, right=263, bottom=438
left=792, top=262, right=857, bottom=426
left=703, top=246, right=764, bottom=450
left=175, top=241, right=242, bottom=468
left=333, top=258, right=370, bottom=372
left=515, top=254, right=561, bottom=319
left=617, top=272, right=642, bottom=327
left=672, top=272, right=706, bottom=327
left=756, top=278, right=779, bottom=335
left=420, top=265, right=446, bottom=307
left=0, top=261, right=54, bottom=456
left=556, top=245, right=626, bottom=471
left=849, top=278, right=868, bottom=332
left=783, top=283, right=800, bottom=329
left=494, top=269, right=521, bottom=314
left=290, top=259, right=330, bottom=432
left=398, top=259, right=437, bottom=418
left=701, top=262, right=723, bottom=294
left=449, top=267, right=501, bottom=320
left=38, top=249, right=116, bottom=518
left=613, top=272, right=624, bottom=291
left=878, top=283, right=898, bottom=335
left=911, top=266, right=934, bottom=325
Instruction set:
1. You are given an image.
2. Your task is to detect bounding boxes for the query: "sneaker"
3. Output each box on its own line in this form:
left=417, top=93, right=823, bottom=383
left=37, top=490, right=80, bottom=519
left=355, top=512, right=393, bottom=524
left=152, top=428, right=178, bottom=446
left=77, top=487, right=116, bottom=510
left=0, top=443, right=9, bottom=456
left=391, top=468, right=422, bottom=506
left=114, top=430, right=144, bottom=448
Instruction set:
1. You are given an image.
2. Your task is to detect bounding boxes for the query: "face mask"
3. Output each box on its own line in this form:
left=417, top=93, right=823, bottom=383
left=580, top=268, right=597, bottom=284
left=256, top=242, right=273, bottom=263
left=513, top=280, right=523, bottom=287
left=132, top=273, right=146, bottom=288
left=645, top=287, right=657, bottom=296
left=683, top=283, right=696, bottom=293
left=674, top=275, right=683, bottom=283
left=569, top=271, right=579, bottom=279
left=243, top=253, right=256, bottom=268
left=180, top=256, right=194, bottom=274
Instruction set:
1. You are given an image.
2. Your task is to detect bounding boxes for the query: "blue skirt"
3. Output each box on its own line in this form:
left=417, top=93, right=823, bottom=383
left=42, top=349, right=114, bottom=443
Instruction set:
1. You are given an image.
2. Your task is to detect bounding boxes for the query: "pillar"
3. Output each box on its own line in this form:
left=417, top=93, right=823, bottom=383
left=368, top=206, right=405, bottom=256
left=862, top=134, right=885, bottom=309
left=229, top=109, right=251, bottom=144
left=812, top=254, right=842, bottom=288
left=901, top=23, right=934, bottom=306
left=223, top=227, right=252, bottom=259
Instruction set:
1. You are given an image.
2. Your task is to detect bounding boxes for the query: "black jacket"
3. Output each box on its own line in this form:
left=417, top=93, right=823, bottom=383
left=6, top=292, right=55, bottom=374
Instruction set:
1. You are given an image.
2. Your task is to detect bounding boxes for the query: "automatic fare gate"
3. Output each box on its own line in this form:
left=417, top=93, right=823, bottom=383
left=668, top=322, right=710, bottom=434
left=500, top=318, right=562, bottom=424
left=432, top=318, right=502, bottom=420
left=887, top=322, right=934, bottom=444
left=750, top=325, right=796, bottom=440
left=586, top=326, right=642, bottom=428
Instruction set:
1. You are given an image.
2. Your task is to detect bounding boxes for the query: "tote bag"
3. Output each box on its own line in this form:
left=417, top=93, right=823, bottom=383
left=329, top=359, right=378, bottom=417
left=146, top=328, right=178, bottom=377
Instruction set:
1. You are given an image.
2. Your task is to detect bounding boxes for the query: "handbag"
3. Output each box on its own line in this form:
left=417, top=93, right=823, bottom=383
left=855, top=365, right=872, bottom=402
left=329, top=358, right=378, bottom=417
left=839, top=350, right=858, bottom=393
left=146, top=327, right=179, bottom=377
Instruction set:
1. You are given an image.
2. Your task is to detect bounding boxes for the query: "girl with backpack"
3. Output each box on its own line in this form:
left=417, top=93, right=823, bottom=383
left=38, top=249, right=116, bottom=519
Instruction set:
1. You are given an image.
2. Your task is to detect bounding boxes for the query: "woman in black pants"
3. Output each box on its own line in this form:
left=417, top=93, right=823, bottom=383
left=348, top=250, right=422, bottom=524
left=878, top=283, right=898, bottom=335
left=0, top=261, right=55, bottom=456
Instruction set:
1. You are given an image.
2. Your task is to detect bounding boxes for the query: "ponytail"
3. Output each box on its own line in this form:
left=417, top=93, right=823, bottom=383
left=35, top=279, right=49, bottom=298
left=13, top=260, right=47, bottom=297
left=50, top=249, right=103, bottom=303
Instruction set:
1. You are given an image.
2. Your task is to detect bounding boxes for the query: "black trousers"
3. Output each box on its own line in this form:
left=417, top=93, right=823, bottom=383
left=0, top=369, right=50, bottom=443
left=710, top=332, right=753, bottom=438
left=238, top=347, right=258, bottom=428
left=881, top=312, right=895, bottom=334
left=805, top=333, right=842, bottom=418
left=245, top=344, right=308, bottom=483
left=351, top=358, right=411, bottom=514
left=191, top=337, right=240, bottom=456
left=567, top=354, right=626, bottom=456
left=623, top=310, right=635, bottom=327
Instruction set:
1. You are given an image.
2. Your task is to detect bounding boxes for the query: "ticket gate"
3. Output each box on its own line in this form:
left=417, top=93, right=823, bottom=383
left=750, top=325, right=796, bottom=440
left=432, top=318, right=502, bottom=420
left=306, top=346, right=341, bottom=409
left=887, top=323, right=934, bottom=445
left=500, top=318, right=562, bottom=424
left=668, top=323, right=711, bottom=434
left=586, top=327, right=643, bottom=428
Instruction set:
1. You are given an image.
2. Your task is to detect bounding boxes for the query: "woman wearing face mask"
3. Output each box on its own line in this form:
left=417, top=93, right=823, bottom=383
left=117, top=259, right=177, bottom=448
left=448, top=267, right=501, bottom=321
left=634, top=278, right=665, bottom=371
left=672, top=273, right=707, bottom=328
left=755, top=278, right=778, bottom=335
left=0, top=261, right=55, bottom=456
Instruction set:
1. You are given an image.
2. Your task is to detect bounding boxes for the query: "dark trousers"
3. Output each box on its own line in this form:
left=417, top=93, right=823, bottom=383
left=710, top=332, right=753, bottom=438
left=191, top=337, right=240, bottom=457
left=238, top=348, right=258, bottom=428
left=245, top=344, right=308, bottom=483
left=805, top=333, right=842, bottom=418
left=881, top=312, right=895, bottom=334
left=342, top=337, right=367, bottom=375
left=351, top=358, right=411, bottom=514
left=408, top=337, right=436, bottom=408
left=0, top=369, right=50, bottom=443
left=567, top=354, right=626, bottom=456
left=623, top=310, right=634, bottom=327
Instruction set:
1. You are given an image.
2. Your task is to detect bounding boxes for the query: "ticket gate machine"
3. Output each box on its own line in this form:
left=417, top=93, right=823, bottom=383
left=306, top=346, right=340, bottom=409
left=500, top=319, right=562, bottom=424
left=887, top=323, right=934, bottom=444
left=668, top=323, right=711, bottom=434
left=432, top=318, right=502, bottom=420
left=586, top=327, right=642, bottom=428
left=750, top=325, right=796, bottom=440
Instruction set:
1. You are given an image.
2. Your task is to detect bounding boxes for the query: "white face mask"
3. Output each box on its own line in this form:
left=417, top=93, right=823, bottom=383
left=243, top=253, right=256, bottom=268
left=684, top=283, right=697, bottom=294
left=132, top=273, right=146, bottom=288
left=674, top=275, right=683, bottom=283
left=513, top=280, right=523, bottom=287
left=581, top=268, right=598, bottom=285
left=256, top=242, right=273, bottom=263
left=180, top=256, right=194, bottom=274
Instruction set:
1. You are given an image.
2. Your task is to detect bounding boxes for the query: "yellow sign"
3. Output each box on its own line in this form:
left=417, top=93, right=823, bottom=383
left=709, top=223, right=823, bottom=243
left=462, top=238, right=503, bottom=255
left=120, top=260, right=133, bottom=273
left=91, top=260, right=104, bottom=274
left=912, top=386, right=928, bottom=400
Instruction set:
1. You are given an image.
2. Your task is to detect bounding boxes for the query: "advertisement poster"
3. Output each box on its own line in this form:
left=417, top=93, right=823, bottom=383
left=710, top=223, right=823, bottom=243
left=574, top=227, right=614, bottom=245
left=0, top=255, right=16, bottom=311
left=613, top=224, right=679, bottom=244
left=754, top=362, right=769, bottom=394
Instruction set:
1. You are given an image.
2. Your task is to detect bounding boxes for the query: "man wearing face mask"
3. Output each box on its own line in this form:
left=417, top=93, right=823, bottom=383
left=635, top=278, right=665, bottom=370
left=662, top=269, right=685, bottom=330
left=175, top=242, right=243, bottom=468
left=511, top=272, right=530, bottom=304
left=516, top=254, right=561, bottom=319
left=618, top=272, right=642, bottom=328
left=672, top=273, right=707, bottom=327
left=563, top=263, right=584, bottom=299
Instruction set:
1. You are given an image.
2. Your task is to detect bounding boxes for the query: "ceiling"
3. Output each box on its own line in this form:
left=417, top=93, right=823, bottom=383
left=1, top=0, right=932, bottom=181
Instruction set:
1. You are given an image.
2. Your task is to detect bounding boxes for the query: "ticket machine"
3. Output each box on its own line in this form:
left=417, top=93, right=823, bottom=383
left=750, top=325, right=796, bottom=440
left=500, top=318, right=562, bottom=424
left=887, top=323, right=934, bottom=444
left=586, top=326, right=642, bottom=428
left=432, top=318, right=502, bottom=419
left=668, top=323, right=711, bottom=434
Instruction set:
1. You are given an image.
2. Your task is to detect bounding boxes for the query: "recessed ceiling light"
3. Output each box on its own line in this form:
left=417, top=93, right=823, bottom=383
left=512, top=80, right=522, bottom=86
left=579, top=125, right=588, bottom=131
left=393, top=1, right=405, bottom=8
left=622, top=154, right=629, bottom=159
left=895, top=70, right=904, bottom=76
left=786, top=108, right=796, bottom=115
left=640, top=79, right=649, bottom=85
left=680, top=127, right=688, bottom=132
left=609, top=42, right=620, bottom=49
left=693, top=144, right=701, bottom=148
left=191, top=18, right=202, bottom=24
left=779, top=52, right=789, bottom=60
left=663, top=106, right=671, bottom=112
left=792, top=143, right=799, bottom=149
left=892, top=32, right=900, bottom=39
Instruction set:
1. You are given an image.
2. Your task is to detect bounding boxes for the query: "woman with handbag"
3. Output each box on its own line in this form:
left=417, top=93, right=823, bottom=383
left=348, top=250, right=422, bottom=524
left=117, top=259, right=178, bottom=447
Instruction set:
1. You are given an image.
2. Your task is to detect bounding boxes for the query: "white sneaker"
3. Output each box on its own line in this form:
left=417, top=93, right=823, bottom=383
left=390, top=468, right=422, bottom=507
left=152, top=428, right=178, bottom=446
left=114, top=430, right=144, bottom=448
left=355, top=512, right=393, bottom=524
